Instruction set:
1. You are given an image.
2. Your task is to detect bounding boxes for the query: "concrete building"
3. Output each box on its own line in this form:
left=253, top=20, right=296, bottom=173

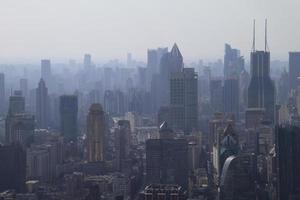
left=170, top=68, right=198, bottom=134
left=36, top=79, right=49, bottom=129
left=86, top=103, right=105, bottom=162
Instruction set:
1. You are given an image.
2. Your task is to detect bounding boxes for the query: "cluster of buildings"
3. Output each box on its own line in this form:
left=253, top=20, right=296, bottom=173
left=0, top=22, right=299, bottom=200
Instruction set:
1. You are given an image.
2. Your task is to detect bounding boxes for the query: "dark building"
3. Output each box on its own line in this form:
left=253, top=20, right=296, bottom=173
left=8, top=90, right=25, bottom=115
left=276, top=126, right=300, bottom=200
left=59, top=95, right=78, bottom=141
left=159, top=43, right=184, bottom=106
left=224, top=78, right=239, bottom=119
left=0, top=73, right=5, bottom=116
left=289, top=52, right=300, bottom=90
left=0, top=144, right=26, bottom=193
left=220, top=154, right=257, bottom=200
left=115, top=120, right=131, bottom=171
left=19, top=78, right=28, bottom=101
left=5, top=113, right=35, bottom=147
left=170, top=68, right=198, bottom=134
left=147, top=47, right=168, bottom=76
left=210, top=79, right=223, bottom=113
left=36, top=79, right=49, bottom=129
left=248, top=50, right=275, bottom=123
left=146, top=122, right=188, bottom=190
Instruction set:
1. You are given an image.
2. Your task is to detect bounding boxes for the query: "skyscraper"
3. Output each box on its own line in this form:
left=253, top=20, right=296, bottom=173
left=0, top=143, right=26, bottom=193
left=84, top=54, right=92, bottom=69
left=276, top=126, right=300, bottom=200
left=36, top=79, right=49, bottom=129
left=147, top=47, right=168, bottom=76
left=210, top=79, right=223, bottom=113
left=86, top=103, right=105, bottom=162
left=19, top=78, right=28, bottom=101
left=146, top=122, right=188, bottom=190
left=115, top=120, right=131, bottom=170
left=248, top=21, right=275, bottom=123
left=41, top=59, right=51, bottom=84
left=59, top=95, right=78, bottom=141
left=224, top=78, right=239, bottom=119
left=8, top=90, right=25, bottom=115
left=288, top=52, right=300, bottom=90
left=224, top=44, right=244, bottom=79
left=0, top=73, right=5, bottom=115
left=159, top=43, right=184, bottom=106
left=170, top=68, right=198, bottom=134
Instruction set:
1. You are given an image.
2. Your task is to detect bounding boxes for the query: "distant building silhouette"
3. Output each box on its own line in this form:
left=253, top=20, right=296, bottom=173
left=224, top=44, right=244, bottom=79
left=0, top=73, right=5, bottom=115
left=210, top=79, right=223, bottom=113
left=224, top=78, right=239, bottom=119
left=41, top=59, right=51, bottom=85
left=36, top=79, right=49, bottom=129
left=289, top=52, right=300, bottom=90
left=8, top=90, right=25, bottom=115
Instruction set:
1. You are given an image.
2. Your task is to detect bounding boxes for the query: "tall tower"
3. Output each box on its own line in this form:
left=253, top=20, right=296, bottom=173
left=0, top=73, right=5, bottom=115
left=288, top=52, right=300, bottom=90
left=170, top=68, right=198, bottom=134
left=59, top=95, right=78, bottom=141
left=41, top=59, right=51, bottom=85
left=248, top=20, right=275, bottom=123
left=36, top=79, right=49, bottom=129
left=159, top=43, right=184, bottom=106
left=87, top=103, right=105, bottom=162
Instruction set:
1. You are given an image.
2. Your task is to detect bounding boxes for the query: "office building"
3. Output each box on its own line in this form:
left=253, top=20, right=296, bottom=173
left=8, top=90, right=25, bottom=115
left=115, top=120, right=131, bottom=171
left=19, top=78, right=28, bottom=101
left=0, top=73, right=4, bottom=115
left=210, top=79, right=223, bottom=113
left=41, top=59, right=51, bottom=85
left=146, top=122, right=188, bottom=189
left=87, top=103, right=105, bottom=162
left=224, top=78, right=239, bottom=119
left=224, top=44, right=244, bottom=79
left=220, top=154, right=257, bottom=200
left=0, top=143, right=26, bottom=193
left=159, top=43, right=184, bottom=106
left=59, top=95, right=78, bottom=141
left=170, top=68, right=198, bottom=134
left=276, top=126, right=300, bottom=200
left=5, top=113, right=35, bottom=147
left=36, top=79, right=49, bottom=129
left=248, top=22, right=275, bottom=123
left=289, top=52, right=300, bottom=90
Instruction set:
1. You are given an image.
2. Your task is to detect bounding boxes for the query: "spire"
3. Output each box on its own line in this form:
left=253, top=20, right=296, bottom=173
left=265, top=18, right=269, bottom=52
left=170, top=43, right=182, bottom=58
left=252, top=19, right=256, bottom=52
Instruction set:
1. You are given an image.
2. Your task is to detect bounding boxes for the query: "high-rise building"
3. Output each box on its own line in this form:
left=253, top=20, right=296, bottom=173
left=147, top=47, right=168, bottom=76
left=59, top=95, right=78, bottom=141
left=220, top=154, right=257, bottom=200
left=289, top=52, right=300, bottom=90
left=8, top=90, right=25, bottom=115
left=86, top=103, right=105, bottom=162
left=146, top=122, right=188, bottom=189
left=0, top=143, right=26, bottom=193
left=0, top=73, right=5, bottom=115
left=5, top=113, right=35, bottom=147
left=224, top=44, right=244, bottom=79
left=19, top=78, right=28, bottom=101
left=210, top=79, right=223, bottom=113
left=115, top=120, right=131, bottom=170
left=170, top=68, right=198, bottom=134
left=159, top=43, right=184, bottom=106
left=36, top=79, right=49, bottom=129
left=84, top=54, right=92, bottom=69
left=224, top=78, right=239, bottom=119
left=247, top=50, right=275, bottom=123
left=41, top=59, right=51, bottom=85
left=276, top=126, right=300, bottom=200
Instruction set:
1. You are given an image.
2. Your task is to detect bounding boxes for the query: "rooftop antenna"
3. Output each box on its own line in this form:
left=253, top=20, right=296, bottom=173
left=252, top=19, right=256, bottom=52
left=265, top=19, right=269, bottom=52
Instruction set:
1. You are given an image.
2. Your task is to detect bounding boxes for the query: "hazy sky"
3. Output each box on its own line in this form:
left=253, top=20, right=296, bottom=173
left=0, top=0, right=299, bottom=63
